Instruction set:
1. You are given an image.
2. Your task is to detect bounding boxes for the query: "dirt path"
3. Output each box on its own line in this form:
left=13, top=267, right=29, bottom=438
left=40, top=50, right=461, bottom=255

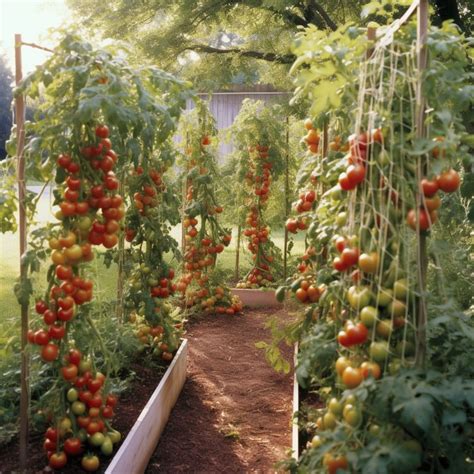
left=146, top=308, right=294, bottom=474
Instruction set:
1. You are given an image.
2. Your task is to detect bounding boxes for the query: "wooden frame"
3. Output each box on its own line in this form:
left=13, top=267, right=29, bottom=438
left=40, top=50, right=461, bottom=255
left=292, top=343, right=299, bottom=460
left=230, top=288, right=282, bottom=308
left=105, top=339, right=188, bottom=474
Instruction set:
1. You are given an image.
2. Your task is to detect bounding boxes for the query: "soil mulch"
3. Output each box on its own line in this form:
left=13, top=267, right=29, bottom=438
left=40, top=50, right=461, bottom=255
left=146, top=307, right=294, bottom=473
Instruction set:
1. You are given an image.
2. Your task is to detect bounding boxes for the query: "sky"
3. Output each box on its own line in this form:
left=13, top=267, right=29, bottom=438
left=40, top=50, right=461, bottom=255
left=0, top=0, right=70, bottom=73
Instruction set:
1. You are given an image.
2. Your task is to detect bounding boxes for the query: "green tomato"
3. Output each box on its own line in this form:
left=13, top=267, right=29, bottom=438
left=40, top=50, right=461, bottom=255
left=77, top=428, right=87, bottom=443
left=66, top=388, right=78, bottom=403
left=347, top=286, right=372, bottom=310
left=388, top=359, right=401, bottom=375
left=370, top=341, right=390, bottom=362
left=375, top=288, right=393, bottom=307
left=147, top=277, right=159, bottom=287
left=77, top=216, right=92, bottom=231
left=108, top=430, right=122, bottom=444
left=79, top=359, right=92, bottom=374
left=323, top=412, right=337, bottom=430
left=101, top=436, right=114, bottom=456
left=360, top=306, right=379, bottom=327
left=328, top=398, right=343, bottom=416
left=89, top=432, right=105, bottom=447
left=368, top=424, right=381, bottom=436
left=378, top=149, right=391, bottom=166
left=71, top=401, right=86, bottom=415
left=342, top=404, right=361, bottom=427
left=311, top=435, right=322, bottom=448
left=376, top=320, right=393, bottom=339
left=330, top=185, right=342, bottom=201
left=336, top=212, right=347, bottom=227
left=393, top=279, right=409, bottom=300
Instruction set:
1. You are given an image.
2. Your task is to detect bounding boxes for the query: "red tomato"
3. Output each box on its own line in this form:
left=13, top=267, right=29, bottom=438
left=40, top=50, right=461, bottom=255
left=57, top=154, right=71, bottom=168
left=95, top=124, right=109, bottom=138
left=421, top=178, right=438, bottom=197
left=106, top=394, right=118, bottom=407
left=338, top=172, right=354, bottom=191
left=81, top=454, right=100, bottom=472
left=67, top=162, right=80, bottom=173
left=35, top=300, right=48, bottom=314
left=75, top=201, right=89, bottom=215
left=59, top=201, right=76, bottom=217
left=48, top=324, right=66, bottom=340
left=437, top=169, right=460, bottom=193
left=68, top=349, right=82, bottom=365
left=61, top=364, right=78, bottom=381
left=334, top=236, right=347, bottom=253
left=64, top=437, right=82, bottom=456
left=56, top=265, right=73, bottom=281
left=34, top=329, right=50, bottom=346
left=346, top=322, right=369, bottom=345
left=340, top=247, right=359, bottom=267
left=346, top=163, right=366, bottom=186
left=406, top=208, right=433, bottom=231
left=41, top=343, right=59, bottom=362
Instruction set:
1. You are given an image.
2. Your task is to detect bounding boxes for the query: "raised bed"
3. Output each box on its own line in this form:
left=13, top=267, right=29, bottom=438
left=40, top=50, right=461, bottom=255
left=105, top=339, right=188, bottom=474
left=230, top=288, right=282, bottom=308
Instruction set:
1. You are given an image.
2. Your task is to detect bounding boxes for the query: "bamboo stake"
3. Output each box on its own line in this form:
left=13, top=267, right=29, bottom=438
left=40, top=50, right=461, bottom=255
left=283, top=117, right=290, bottom=279
left=15, top=33, right=29, bottom=471
left=415, top=0, right=429, bottom=368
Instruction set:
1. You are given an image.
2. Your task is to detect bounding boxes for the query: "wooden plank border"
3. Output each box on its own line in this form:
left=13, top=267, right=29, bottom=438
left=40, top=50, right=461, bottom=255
left=292, top=343, right=299, bottom=460
left=105, top=339, right=188, bottom=474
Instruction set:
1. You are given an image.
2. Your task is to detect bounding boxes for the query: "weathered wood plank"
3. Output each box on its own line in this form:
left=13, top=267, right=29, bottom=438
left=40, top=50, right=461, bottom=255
left=105, top=339, right=188, bottom=474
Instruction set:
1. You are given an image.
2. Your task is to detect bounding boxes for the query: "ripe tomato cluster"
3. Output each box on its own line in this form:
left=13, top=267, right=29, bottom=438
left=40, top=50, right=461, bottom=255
left=29, top=124, right=122, bottom=471
left=337, top=129, right=382, bottom=191
left=407, top=168, right=460, bottom=231
left=238, top=145, right=279, bottom=288
left=177, top=135, right=241, bottom=313
left=42, top=349, right=120, bottom=470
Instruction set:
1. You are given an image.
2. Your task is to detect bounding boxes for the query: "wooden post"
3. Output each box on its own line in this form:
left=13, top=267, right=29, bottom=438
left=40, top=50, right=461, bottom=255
left=15, top=33, right=29, bottom=471
left=367, top=24, right=377, bottom=58
left=283, top=117, right=290, bottom=279
left=415, top=0, right=429, bottom=368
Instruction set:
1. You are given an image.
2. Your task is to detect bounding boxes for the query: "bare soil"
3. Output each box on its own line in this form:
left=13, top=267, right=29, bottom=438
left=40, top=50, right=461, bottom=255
left=146, top=307, right=294, bottom=474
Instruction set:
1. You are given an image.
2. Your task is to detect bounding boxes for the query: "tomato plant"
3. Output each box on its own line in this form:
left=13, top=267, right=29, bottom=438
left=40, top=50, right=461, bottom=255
left=230, top=100, right=286, bottom=288
left=175, top=101, right=242, bottom=314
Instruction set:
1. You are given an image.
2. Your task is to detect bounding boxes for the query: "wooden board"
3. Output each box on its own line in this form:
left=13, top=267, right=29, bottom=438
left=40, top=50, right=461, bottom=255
left=105, top=339, right=188, bottom=474
left=230, top=288, right=283, bottom=308
left=292, top=343, right=300, bottom=460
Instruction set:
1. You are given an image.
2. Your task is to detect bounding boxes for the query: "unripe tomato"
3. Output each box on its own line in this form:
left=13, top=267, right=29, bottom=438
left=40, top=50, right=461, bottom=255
left=342, top=366, right=363, bottom=389
left=49, top=451, right=67, bottom=469
left=335, top=356, right=351, bottom=376
left=81, top=454, right=100, bottom=472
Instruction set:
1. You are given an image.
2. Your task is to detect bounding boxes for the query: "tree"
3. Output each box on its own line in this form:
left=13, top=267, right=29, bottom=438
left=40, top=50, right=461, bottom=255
left=67, top=0, right=469, bottom=91
left=0, top=56, right=13, bottom=160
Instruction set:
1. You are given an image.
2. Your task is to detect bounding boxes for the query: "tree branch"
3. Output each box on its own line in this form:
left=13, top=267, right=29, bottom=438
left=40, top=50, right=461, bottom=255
left=306, top=1, right=338, bottom=31
left=181, top=44, right=296, bottom=64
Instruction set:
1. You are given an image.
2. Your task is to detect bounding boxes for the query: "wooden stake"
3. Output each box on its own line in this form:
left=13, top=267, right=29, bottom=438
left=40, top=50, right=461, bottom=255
left=415, top=0, right=429, bottom=368
left=116, top=171, right=125, bottom=323
left=15, top=33, right=29, bottom=471
left=283, top=117, right=290, bottom=279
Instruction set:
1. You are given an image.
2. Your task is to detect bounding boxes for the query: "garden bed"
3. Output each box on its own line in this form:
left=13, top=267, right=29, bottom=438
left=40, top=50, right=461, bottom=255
left=0, top=340, right=188, bottom=473
left=231, top=288, right=282, bottom=307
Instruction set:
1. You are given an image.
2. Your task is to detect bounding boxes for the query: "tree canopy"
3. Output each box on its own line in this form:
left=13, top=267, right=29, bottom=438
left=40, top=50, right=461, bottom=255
left=67, top=0, right=470, bottom=91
